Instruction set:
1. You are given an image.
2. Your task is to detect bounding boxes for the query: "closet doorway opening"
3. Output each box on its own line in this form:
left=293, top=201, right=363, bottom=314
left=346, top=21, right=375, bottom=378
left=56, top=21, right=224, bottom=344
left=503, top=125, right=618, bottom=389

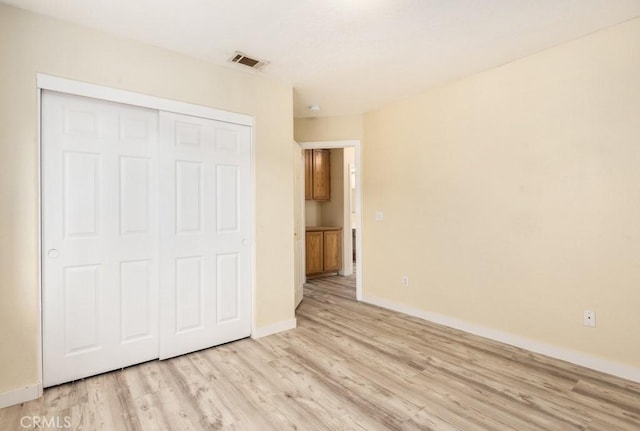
left=38, top=75, right=254, bottom=387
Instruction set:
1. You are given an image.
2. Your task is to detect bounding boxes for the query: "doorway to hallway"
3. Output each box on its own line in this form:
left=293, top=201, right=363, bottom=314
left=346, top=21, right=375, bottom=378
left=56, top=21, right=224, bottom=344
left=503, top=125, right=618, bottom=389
left=296, top=140, right=362, bottom=304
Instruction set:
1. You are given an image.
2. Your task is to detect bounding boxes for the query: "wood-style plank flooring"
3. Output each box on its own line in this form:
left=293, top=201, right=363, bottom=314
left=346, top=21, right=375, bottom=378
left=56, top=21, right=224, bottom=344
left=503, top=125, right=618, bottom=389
left=2, top=275, right=640, bottom=430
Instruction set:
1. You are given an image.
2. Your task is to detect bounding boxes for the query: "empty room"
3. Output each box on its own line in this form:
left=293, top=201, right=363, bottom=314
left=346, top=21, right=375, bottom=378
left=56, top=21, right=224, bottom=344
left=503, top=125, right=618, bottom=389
left=1, top=1, right=639, bottom=430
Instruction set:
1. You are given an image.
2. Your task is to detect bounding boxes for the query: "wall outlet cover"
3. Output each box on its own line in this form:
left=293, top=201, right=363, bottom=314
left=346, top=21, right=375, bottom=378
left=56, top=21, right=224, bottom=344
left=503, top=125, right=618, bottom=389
left=583, top=310, right=596, bottom=327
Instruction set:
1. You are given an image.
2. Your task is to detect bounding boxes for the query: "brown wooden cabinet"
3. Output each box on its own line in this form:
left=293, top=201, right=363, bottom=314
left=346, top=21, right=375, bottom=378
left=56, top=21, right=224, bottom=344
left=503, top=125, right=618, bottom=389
left=304, top=149, right=330, bottom=201
left=305, top=227, right=342, bottom=276
left=305, top=231, right=324, bottom=274
left=322, top=229, right=342, bottom=272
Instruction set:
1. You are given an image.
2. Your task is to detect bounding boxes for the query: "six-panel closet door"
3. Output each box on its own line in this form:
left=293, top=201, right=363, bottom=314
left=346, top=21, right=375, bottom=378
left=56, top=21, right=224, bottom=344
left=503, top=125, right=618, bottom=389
left=42, top=91, right=252, bottom=386
left=42, top=91, right=160, bottom=386
left=158, top=112, right=251, bottom=359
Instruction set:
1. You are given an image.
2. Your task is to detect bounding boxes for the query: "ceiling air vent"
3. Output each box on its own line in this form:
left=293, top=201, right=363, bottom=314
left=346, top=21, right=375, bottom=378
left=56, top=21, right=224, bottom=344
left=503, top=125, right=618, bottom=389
left=229, top=51, right=268, bottom=70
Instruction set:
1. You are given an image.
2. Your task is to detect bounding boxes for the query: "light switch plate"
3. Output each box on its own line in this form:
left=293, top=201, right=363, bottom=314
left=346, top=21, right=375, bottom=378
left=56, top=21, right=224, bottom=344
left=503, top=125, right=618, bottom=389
left=375, top=211, right=384, bottom=221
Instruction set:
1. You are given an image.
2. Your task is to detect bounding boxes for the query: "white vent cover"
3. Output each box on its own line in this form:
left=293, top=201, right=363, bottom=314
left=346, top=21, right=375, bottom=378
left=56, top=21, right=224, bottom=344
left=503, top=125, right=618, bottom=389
left=229, top=52, right=269, bottom=70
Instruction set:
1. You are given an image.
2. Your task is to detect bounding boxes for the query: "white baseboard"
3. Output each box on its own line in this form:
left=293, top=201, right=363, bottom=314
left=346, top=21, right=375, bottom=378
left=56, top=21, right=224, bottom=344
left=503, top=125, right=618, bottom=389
left=252, top=318, right=297, bottom=339
left=0, top=383, right=42, bottom=409
left=362, top=295, right=640, bottom=384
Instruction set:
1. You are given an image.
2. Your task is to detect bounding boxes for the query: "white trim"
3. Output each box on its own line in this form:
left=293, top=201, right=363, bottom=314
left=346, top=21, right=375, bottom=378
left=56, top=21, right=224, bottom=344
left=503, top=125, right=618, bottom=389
left=299, top=140, right=363, bottom=301
left=251, top=319, right=297, bottom=339
left=299, top=140, right=359, bottom=150
left=0, top=384, right=43, bottom=409
left=36, top=78, right=44, bottom=394
left=362, top=295, right=640, bottom=384
left=36, top=74, right=253, bottom=126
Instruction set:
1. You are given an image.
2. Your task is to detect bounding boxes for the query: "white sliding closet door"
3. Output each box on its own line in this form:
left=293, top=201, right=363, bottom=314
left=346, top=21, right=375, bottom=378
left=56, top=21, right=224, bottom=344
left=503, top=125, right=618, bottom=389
left=42, top=91, right=252, bottom=386
left=158, top=112, right=252, bottom=359
left=42, top=91, right=159, bottom=386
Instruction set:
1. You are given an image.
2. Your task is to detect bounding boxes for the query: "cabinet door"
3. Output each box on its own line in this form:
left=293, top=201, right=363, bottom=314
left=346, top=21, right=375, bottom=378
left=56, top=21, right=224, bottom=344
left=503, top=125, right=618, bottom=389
left=305, top=231, right=324, bottom=275
left=312, top=149, right=330, bottom=201
left=323, top=229, right=342, bottom=272
left=304, top=150, right=313, bottom=200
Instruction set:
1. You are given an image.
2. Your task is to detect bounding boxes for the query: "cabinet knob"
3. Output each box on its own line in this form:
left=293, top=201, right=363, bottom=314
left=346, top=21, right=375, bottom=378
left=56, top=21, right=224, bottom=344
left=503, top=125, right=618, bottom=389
left=242, top=239, right=249, bottom=246
left=48, top=249, right=59, bottom=258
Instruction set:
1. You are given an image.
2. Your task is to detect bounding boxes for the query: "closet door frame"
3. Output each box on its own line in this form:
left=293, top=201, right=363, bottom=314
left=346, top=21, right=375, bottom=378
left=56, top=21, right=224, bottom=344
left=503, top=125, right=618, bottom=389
left=36, top=74, right=255, bottom=390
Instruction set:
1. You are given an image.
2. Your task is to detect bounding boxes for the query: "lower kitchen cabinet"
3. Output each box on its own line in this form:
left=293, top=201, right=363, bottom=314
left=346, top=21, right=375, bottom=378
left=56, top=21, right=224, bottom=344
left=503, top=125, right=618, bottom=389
left=306, top=227, right=342, bottom=276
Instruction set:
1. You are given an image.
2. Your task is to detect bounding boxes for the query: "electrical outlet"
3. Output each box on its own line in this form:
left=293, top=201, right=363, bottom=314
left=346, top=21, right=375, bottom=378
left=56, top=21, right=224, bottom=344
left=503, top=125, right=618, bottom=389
left=375, top=211, right=384, bottom=221
left=402, top=275, right=409, bottom=287
left=583, top=310, right=596, bottom=328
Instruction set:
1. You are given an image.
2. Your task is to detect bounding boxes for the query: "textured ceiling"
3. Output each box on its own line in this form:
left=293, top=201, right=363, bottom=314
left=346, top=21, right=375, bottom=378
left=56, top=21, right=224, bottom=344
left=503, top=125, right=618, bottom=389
left=4, top=0, right=640, bottom=117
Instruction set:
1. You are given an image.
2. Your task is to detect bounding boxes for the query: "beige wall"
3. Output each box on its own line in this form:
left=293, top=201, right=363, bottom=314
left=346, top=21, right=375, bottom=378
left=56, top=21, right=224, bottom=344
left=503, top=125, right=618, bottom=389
left=304, top=201, right=323, bottom=226
left=0, top=5, right=294, bottom=394
left=294, top=114, right=363, bottom=143
left=363, top=17, right=640, bottom=367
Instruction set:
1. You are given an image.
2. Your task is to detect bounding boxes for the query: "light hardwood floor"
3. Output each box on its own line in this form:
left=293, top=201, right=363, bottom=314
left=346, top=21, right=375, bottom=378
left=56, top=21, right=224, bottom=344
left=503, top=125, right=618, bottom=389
left=2, top=275, right=639, bottom=430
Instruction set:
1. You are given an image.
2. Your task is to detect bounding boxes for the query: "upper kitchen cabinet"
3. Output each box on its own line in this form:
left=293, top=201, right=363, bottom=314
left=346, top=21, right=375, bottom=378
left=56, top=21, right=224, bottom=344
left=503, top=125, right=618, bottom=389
left=305, top=149, right=330, bottom=201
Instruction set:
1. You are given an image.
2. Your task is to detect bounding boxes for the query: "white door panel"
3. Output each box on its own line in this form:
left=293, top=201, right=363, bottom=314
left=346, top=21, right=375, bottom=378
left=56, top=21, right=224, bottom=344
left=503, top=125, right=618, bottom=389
left=43, top=91, right=159, bottom=386
left=159, top=112, right=251, bottom=359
